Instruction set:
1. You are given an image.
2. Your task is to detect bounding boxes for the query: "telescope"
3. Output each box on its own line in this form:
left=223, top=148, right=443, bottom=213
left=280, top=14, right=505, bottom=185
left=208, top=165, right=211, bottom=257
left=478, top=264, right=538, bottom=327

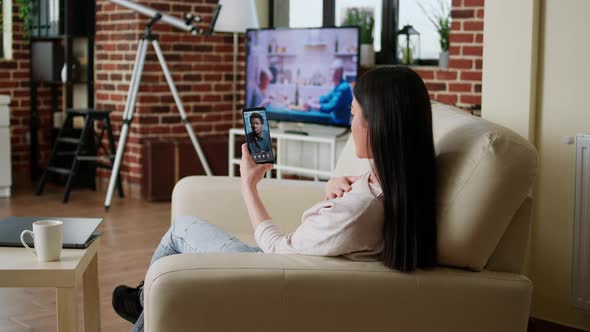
left=108, top=0, right=221, bottom=35
left=104, top=0, right=222, bottom=210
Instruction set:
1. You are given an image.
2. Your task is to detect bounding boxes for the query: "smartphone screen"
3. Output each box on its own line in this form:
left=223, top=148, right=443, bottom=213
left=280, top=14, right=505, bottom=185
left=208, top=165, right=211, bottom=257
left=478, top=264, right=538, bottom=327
left=242, top=107, right=274, bottom=164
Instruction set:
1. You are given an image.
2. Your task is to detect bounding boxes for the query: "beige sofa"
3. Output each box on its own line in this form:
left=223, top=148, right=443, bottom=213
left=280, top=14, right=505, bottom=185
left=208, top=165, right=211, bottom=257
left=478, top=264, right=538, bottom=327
left=144, top=103, right=538, bottom=332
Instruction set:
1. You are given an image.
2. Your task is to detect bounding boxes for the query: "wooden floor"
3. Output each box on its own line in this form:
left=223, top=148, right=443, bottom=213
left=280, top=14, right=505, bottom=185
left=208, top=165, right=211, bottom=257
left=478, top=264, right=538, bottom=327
left=0, top=180, right=172, bottom=332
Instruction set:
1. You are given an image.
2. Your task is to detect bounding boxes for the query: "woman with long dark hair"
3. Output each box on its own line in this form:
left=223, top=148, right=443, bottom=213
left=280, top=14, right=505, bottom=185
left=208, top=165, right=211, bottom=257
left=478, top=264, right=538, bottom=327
left=113, top=66, right=437, bottom=331
left=352, top=65, right=437, bottom=270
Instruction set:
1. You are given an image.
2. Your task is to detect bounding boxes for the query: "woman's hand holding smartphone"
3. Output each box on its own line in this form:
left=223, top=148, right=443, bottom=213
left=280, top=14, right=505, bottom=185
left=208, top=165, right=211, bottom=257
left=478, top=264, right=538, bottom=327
left=240, top=144, right=273, bottom=189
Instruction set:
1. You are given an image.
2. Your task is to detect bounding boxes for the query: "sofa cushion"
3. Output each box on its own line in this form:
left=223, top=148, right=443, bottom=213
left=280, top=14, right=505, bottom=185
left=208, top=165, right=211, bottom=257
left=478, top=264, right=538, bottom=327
left=334, top=103, right=537, bottom=270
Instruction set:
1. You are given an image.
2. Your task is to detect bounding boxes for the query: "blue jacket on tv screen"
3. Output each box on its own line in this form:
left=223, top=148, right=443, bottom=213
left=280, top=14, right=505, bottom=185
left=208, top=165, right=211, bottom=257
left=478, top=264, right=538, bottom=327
left=318, top=80, right=353, bottom=125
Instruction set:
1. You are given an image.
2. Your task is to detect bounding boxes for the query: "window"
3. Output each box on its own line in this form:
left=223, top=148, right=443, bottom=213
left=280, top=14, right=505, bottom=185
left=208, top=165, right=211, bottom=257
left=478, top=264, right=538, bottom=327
left=270, top=0, right=449, bottom=65
left=289, top=0, right=323, bottom=28
left=399, top=0, right=451, bottom=60
left=1, top=0, right=12, bottom=60
left=335, top=0, right=383, bottom=52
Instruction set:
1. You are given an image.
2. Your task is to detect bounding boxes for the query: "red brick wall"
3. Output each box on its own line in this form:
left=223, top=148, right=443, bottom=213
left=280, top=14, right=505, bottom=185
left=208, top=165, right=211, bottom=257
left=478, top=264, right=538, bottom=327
left=0, top=4, right=54, bottom=177
left=95, top=0, right=242, bottom=189
left=414, top=0, right=484, bottom=110
left=4, top=0, right=484, bottom=189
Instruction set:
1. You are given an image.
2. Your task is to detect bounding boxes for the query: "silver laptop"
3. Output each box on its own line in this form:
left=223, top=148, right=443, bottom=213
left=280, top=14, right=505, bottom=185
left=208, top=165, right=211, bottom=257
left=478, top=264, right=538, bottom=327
left=0, top=216, right=102, bottom=249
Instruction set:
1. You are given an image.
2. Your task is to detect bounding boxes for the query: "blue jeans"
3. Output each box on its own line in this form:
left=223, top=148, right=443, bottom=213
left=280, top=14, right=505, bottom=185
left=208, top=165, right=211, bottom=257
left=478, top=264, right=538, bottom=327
left=132, top=216, right=263, bottom=332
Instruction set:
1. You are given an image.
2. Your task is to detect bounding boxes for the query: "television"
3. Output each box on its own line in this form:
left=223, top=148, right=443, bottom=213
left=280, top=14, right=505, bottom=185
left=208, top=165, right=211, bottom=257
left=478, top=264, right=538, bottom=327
left=245, top=27, right=360, bottom=127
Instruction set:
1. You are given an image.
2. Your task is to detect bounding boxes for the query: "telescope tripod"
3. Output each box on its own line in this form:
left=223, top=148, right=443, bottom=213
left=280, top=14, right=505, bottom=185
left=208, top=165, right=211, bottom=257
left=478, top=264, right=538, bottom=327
left=104, top=15, right=212, bottom=210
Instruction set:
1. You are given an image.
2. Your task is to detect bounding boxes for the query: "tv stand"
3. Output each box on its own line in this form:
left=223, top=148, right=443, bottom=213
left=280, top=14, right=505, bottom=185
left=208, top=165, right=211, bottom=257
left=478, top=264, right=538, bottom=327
left=283, top=130, right=309, bottom=136
left=228, top=127, right=350, bottom=181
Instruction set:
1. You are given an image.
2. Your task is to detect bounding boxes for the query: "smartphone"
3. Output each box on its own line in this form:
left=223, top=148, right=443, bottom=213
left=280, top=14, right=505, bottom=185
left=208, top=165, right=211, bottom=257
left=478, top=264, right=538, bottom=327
left=242, top=107, right=274, bottom=164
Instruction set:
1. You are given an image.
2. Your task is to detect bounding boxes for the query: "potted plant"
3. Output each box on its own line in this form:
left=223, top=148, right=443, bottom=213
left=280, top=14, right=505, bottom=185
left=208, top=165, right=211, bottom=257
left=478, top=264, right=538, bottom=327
left=343, top=7, right=375, bottom=67
left=15, top=0, right=32, bottom=40
left=419, top=0, right=450, bottom=68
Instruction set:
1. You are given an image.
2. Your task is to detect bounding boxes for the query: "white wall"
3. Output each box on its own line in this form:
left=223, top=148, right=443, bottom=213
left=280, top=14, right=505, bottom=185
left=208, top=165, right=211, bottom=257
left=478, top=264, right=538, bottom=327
left=483, top=0, right=590, bottom=329
left=530, top=0, right=590, bottom=328
left=481, top=0, right=539, bottom=142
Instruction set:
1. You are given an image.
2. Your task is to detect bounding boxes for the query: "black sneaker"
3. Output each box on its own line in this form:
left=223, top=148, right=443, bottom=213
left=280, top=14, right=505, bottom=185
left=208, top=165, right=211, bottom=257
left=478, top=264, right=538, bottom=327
left=112, top=281, right=144, bottom=323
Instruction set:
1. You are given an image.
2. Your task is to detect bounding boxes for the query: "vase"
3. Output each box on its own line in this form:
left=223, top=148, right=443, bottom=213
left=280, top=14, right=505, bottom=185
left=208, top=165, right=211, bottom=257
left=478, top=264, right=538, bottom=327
left=360, top=44, right=375, bottom=67
left=439, top=51, right=449, bottom=68
left=61, top=58, right=81, bottom=83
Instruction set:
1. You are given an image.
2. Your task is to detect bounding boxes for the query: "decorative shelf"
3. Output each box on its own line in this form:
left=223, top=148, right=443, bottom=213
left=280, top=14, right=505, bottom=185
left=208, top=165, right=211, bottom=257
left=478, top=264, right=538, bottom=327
left=31, top=35, right=91, bottom=41
left=267, top=53, right=297, bottom=57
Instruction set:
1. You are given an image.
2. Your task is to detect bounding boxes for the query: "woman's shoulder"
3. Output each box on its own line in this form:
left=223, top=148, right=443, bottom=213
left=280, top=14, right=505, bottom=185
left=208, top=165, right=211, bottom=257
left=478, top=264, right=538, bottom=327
left=301, top=191, right=383, bottom=231
left=350, top=171, right=383, bottom=199
left=328, top=181, right=383, bottom=215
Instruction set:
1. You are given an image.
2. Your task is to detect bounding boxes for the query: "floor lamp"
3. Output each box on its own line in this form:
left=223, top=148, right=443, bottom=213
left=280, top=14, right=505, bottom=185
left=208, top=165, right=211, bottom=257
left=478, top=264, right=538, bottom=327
left=214, top=0, right=259, bottom=128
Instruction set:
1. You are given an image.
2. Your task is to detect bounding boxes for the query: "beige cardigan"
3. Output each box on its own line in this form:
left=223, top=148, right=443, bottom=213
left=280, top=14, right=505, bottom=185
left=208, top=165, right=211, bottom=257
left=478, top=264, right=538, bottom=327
left=254, top=172, right=384, bottom=261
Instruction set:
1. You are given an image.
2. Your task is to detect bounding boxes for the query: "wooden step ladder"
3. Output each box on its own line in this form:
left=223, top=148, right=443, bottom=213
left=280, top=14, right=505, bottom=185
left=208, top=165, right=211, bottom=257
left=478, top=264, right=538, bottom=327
left=36, top=109, right=124, bottom=203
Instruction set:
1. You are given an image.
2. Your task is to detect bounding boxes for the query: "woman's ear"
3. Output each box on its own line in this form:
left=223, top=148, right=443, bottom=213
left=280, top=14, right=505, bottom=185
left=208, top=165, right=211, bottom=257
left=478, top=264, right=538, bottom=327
left=362, top=116, right=369, bottom=128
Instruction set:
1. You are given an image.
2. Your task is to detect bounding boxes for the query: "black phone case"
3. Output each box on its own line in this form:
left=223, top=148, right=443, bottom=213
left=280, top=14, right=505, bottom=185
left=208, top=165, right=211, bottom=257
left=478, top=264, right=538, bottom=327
left=242, top=107, right=274, bottom=164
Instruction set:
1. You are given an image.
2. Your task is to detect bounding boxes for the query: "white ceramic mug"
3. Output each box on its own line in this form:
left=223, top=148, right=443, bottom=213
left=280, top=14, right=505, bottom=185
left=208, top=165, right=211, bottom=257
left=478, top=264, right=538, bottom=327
left=20, top=220, right=64, bottom=262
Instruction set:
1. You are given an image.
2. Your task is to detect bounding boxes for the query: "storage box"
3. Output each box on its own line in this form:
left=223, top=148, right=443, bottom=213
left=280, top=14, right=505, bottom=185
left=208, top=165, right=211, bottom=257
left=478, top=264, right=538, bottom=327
left=141, top=137, right=229, bottom=201
left=31, top=41, right=64, bottom=82
left=142, top=140, right=176, bottom=201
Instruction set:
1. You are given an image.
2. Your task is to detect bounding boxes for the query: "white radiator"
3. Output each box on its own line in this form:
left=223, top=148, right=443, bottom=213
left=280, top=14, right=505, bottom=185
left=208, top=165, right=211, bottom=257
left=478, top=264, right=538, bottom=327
left=572, top=134, right=590, bottom=311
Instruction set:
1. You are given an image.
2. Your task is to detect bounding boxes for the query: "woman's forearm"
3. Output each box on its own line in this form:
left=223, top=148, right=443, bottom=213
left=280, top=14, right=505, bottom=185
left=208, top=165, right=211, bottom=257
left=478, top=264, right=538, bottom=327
left=241, top=184, right=272, bottom=231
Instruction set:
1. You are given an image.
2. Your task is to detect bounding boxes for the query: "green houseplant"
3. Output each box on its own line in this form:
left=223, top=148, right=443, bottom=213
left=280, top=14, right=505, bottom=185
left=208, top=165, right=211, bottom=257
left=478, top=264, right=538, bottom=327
left=419, top=0, right=451, bottom=68
left=15, top=0, right=32, bottom=41
left=343, top=7, right=375, bottom=67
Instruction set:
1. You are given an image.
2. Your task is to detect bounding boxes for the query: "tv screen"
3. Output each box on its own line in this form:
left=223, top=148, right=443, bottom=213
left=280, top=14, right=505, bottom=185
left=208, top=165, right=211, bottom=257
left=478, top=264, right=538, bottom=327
left=245, top=27, right=360, bottom=127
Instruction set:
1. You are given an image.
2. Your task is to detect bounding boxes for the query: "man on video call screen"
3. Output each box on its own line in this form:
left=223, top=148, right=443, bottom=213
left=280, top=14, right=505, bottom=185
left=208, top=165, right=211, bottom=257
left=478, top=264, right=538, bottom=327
left=246, top=112, right=271, bottom=155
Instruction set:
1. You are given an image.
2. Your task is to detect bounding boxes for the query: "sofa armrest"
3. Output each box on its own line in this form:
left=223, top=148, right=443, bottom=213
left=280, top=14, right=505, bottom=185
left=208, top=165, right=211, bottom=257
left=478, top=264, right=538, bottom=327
left=171, top=176, right=324, bottom=236
left=144, top=253, right=532, bottom=332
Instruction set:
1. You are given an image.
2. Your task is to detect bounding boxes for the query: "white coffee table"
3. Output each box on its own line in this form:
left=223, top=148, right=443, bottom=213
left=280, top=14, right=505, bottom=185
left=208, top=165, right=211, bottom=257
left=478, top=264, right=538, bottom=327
left=0, top=239, right=100, bottom=332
